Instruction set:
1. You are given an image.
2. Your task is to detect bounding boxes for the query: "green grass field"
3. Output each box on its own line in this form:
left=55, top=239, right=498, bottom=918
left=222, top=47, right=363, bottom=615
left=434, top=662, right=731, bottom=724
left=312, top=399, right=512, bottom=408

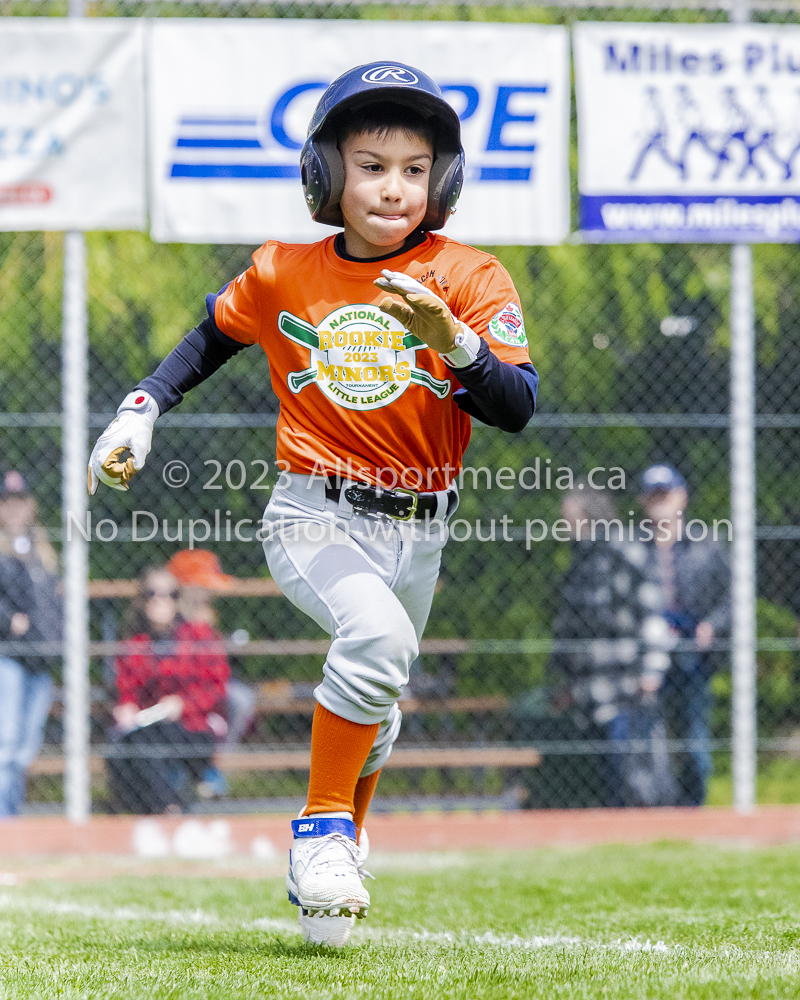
left=1, top=843, right=800, bottom=999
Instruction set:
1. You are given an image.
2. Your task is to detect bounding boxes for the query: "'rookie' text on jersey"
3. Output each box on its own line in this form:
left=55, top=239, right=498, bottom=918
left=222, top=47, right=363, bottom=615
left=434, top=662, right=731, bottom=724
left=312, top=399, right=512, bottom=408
left=215, top=233, right=531, bottom=492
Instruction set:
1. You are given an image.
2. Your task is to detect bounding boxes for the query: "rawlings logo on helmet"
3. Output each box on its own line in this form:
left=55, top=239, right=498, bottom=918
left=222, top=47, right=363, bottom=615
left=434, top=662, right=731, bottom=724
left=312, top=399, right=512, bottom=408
left=361, top=66, right=419, bottom=86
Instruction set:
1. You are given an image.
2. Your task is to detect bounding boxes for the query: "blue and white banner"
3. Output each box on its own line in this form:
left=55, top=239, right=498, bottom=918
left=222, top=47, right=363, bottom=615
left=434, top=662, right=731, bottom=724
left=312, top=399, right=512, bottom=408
left=147, top=20, right=570, bottom=245
left=0, top=19, right=145, bottom=231
left=574, top=22, right=800, bottom=243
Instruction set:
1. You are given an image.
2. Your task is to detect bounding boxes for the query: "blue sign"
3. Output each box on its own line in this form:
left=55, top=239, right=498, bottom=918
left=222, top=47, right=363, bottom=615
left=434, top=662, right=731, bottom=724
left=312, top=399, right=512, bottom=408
left=167, top=82, right=549, bottom=186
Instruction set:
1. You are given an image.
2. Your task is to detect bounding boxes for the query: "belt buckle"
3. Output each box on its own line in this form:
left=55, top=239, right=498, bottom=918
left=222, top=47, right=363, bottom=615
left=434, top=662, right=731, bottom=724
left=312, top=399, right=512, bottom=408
left=388, top=487, right=418, bottom=521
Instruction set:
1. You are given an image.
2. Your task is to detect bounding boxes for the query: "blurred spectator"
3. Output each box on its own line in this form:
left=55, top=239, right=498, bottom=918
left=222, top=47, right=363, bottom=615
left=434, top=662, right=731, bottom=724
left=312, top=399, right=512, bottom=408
left=0, top=472, right=61, bottom=816
left=638, top=464, right=731, bottom=806
left=165, top=549, right=257, bottom=752
left=108, top=567, right=230, bottom=814
left=532, top=484, right=675, bottom=808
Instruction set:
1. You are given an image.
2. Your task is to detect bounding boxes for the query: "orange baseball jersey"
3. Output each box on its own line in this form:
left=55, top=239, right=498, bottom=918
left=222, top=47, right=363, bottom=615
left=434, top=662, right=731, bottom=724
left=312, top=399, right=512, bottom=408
left=214, top=233, right=531, bottom=493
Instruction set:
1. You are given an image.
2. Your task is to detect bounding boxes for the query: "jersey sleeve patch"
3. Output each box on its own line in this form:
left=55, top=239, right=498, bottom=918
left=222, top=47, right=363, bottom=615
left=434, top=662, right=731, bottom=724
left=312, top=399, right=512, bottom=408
left=488, top=303, right=527, bottom=348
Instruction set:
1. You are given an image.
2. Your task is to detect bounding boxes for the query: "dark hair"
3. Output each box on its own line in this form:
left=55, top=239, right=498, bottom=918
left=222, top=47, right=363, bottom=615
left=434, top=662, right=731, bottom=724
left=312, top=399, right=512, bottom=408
left=120, top=566, right=179, bottom=639
left=334, top=101, right=436, bottom=149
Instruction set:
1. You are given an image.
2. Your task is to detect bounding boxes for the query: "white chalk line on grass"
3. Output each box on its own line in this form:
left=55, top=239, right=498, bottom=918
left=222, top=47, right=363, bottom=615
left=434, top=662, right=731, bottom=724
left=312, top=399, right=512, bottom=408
left=0, top=892, right=677, bottom=956
left=6, top=893, right=800, bottom=979
left=0, top=894, right=296, bottom=935
left=3, top=893, right=800, bottom=981
left=377, top=927, right=671, bottom=955
left=9, top=894, right=800, bottom=969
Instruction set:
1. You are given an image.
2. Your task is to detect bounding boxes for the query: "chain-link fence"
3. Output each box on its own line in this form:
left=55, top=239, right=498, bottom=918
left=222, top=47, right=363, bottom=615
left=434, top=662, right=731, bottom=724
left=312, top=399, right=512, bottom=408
left=2, top=0, right=800, bottom=819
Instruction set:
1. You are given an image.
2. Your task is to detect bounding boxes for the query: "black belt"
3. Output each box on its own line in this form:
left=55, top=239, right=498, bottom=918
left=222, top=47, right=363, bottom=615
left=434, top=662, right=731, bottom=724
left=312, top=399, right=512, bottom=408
left=324, top=480, right=451, bottom=521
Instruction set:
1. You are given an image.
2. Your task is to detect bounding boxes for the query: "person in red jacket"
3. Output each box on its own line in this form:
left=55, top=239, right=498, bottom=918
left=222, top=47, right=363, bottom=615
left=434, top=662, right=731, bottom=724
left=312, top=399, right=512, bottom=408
left=109, top=566, right=230, bottom=814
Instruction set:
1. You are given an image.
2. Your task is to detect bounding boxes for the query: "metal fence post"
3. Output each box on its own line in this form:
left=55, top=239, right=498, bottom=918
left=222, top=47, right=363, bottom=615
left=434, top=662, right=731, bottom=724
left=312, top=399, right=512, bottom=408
left=61, top=0, right=90, bottom=826
left=62, top=231, right=90, bottom=824
left=728, top=0, right=756, bottom=815
left=730, top=0, right=750, bottom=25
left=730, top=243, right=757, bottom=814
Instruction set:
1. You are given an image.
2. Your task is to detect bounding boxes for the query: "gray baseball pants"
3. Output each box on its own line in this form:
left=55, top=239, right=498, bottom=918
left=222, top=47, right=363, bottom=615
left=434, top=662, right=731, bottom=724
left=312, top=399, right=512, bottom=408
left=261, top=473, right=453, bottom=775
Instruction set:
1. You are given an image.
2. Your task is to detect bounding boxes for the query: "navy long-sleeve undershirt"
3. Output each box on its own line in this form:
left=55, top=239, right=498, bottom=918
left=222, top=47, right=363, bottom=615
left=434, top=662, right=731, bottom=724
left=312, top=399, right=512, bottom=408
left=136, top=316, right=246, bottom=414
left=137, top=315, right=538, bottom=433
left=450, top=338, right=538, bottom=433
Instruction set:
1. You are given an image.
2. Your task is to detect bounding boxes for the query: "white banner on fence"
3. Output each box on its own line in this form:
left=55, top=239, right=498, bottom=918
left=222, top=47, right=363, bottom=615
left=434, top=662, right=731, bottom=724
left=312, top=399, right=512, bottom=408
left=148, top=20, right=570, bottom=245
left=575, top=22, right=800, bottom=243
left=0, top=20, right=145, bottom=232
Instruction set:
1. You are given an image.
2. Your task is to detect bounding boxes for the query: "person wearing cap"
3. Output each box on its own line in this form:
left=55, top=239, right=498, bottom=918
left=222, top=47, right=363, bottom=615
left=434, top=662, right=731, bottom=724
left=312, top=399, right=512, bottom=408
left=638, top=464, right=731, bottom=805
left=0, top=472, right=62, bottom=816
left=537, top=482, right=676, bottom=808
left=166, top=549, right=235, bottom=590
left=165, top=550, right=257, bottom=789
left=166, top=549, right=235, bottom=625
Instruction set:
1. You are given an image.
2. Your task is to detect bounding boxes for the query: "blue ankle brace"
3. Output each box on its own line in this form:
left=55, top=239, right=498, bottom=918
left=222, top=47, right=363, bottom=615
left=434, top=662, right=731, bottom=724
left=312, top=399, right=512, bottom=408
left=291, top=817, right=357, bottom=840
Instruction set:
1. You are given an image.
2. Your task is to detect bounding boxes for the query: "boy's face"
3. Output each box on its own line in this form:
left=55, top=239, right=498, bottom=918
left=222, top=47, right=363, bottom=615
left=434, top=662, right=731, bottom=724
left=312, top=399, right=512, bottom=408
left=338, top=128, right=433, bottom=258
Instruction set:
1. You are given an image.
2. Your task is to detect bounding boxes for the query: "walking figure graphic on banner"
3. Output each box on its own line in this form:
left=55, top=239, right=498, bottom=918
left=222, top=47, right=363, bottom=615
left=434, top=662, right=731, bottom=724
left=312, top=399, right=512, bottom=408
left=629, top=87, right=681, bottom=181
left=746, top=87, right=787, bottom=180
left=784, top=90, right=800, bottom=180
left=675, top=86, right=716, bottom=180
left=629, top=84, right=795, bottom=184
left=710, top=87, right=749, bottom=180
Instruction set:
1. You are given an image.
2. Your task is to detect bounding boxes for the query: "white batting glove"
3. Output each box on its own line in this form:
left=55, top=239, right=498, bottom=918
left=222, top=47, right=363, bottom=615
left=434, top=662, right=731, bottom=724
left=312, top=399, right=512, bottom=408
left=88, top=391, right=160, bottom=495
left=375, top=269, right=481, bottom=367
left=374, top=270, right=430, bottom=299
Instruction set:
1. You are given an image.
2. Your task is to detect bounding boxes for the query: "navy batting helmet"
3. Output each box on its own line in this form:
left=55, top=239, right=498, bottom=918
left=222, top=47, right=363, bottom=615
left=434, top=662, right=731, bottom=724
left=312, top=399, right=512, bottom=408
left=300, top=62, right=464, bottom=231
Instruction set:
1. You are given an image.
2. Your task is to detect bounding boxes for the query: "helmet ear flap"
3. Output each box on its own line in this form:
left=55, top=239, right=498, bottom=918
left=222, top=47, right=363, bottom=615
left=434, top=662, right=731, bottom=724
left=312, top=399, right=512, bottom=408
left=421, top=150, right=465, bottom=231
left=300, top=136, right=345, bottom=227
left=300, top=141, right=327, bottom=218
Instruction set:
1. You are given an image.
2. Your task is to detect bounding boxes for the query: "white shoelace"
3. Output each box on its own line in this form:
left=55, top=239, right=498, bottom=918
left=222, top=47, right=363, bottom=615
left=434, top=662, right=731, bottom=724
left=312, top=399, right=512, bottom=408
left=301, top=833, right=363, bottom=875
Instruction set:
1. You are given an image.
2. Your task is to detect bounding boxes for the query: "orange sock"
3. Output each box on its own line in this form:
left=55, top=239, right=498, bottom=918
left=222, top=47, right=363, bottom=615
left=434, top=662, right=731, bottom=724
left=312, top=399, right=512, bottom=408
left=304, top=704, right=379, bottom=817
left=353, top=769, right=382, bottom=843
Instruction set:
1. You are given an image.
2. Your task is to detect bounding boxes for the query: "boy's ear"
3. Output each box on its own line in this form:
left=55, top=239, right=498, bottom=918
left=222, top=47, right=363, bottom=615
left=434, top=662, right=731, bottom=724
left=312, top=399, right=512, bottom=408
left=301, top=135, right=346, bottom=227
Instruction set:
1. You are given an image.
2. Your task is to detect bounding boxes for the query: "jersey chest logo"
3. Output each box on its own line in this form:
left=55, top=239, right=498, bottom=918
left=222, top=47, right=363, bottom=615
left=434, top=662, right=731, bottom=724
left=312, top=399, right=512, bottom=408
left=278, top=304, right=451, bottom=412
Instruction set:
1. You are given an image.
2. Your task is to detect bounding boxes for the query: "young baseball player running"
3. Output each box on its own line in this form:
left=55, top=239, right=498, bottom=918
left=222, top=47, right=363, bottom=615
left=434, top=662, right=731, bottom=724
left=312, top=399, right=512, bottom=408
left=88, top=62, right=538, bottom=946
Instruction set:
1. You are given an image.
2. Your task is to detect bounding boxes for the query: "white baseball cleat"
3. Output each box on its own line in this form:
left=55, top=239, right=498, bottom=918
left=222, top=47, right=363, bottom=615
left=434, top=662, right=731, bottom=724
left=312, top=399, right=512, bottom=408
left=287, top=817, right=371, bottom=932
left=298, top=908, right=358, bottom=948
left=297, top=828, right=372, bottom=948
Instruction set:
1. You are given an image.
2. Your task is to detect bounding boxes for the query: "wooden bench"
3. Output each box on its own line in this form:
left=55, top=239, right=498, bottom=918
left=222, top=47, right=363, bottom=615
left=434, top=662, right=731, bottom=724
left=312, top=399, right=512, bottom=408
left=88, top=578, right=285, bottom=599
left=88, top=578, right=442, bottom=600
left=28, top=745, right=540, bottom=777
left=84, top=638, right=471, bottom=658
left=251, top=680, right=507, bottom=717
left=74, top=579, right=526, bottom=780
left=83, top=587, right=501, bottom=718
left=49, top=683, right=508, bottom=718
